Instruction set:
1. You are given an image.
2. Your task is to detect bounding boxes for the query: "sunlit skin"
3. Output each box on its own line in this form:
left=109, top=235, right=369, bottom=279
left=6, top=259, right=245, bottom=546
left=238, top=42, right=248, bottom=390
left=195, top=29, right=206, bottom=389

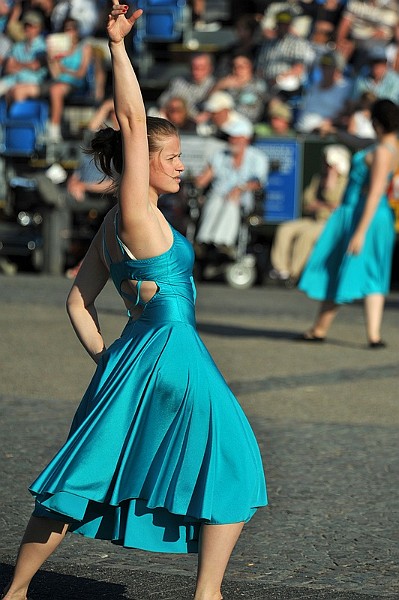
left=370, top=60, right=388, bottom=83
left=227, top=134, right=249, bottom=156
left=270, top=115, right=291, bottom=134
left=209, top=107, right=230, bottom=128
left=164, top=98, right=190, bottom=128
left=190, top=54, right=213, bottom=84
left=148, top=135, right=184, bottom=202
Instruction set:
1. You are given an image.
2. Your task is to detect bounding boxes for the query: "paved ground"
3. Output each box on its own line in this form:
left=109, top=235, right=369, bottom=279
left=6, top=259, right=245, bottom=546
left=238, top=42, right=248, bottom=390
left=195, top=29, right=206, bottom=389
left=0, top=275, right=398, bottom=600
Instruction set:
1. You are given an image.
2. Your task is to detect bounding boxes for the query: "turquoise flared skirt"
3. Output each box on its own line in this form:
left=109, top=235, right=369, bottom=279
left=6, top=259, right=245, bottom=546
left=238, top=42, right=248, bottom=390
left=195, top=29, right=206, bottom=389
left=30, top=319, right=267, bottom=553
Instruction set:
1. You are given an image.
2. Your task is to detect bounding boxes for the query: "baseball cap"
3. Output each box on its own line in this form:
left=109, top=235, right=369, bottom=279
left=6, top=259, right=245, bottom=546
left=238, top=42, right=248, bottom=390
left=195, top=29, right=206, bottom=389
left=204, top=91, right=235, bottom=112
left=320, top=51, right=346, bottom=71
left=222, top=116, right=254, bottom=138
left=275, top=10, right=293, bottom=24
left=23, top=10, right=44, bottom=27
left=323, top=145, right=351, bottom=176
left=268, top=101, right=292, bottom=121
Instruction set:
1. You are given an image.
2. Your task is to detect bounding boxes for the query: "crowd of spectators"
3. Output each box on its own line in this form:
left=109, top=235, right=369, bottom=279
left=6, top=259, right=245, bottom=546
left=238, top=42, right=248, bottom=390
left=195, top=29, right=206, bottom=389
left=1, top=1, right=399, bottom=145
left=152, top=1, right=399, bottom=147
left=0, top=0, right=111, bottom=142
left=1, top=1, right=399, bottom=277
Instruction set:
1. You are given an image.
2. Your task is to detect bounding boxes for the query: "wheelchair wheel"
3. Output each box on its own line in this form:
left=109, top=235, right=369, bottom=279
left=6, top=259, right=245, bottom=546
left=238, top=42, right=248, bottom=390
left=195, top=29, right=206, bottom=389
left=225, top=257, right=257, bottom=290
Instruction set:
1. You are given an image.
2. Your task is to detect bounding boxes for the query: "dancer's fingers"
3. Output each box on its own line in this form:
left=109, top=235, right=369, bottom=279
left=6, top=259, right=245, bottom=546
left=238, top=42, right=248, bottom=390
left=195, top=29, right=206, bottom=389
left=110, top=3, right=129, bottom=17
left=127, top=8, right=143, bottom=24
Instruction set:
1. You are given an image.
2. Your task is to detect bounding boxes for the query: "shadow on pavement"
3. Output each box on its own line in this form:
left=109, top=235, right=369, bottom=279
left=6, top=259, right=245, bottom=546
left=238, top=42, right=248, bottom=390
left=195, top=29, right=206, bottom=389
left=197, top=321, right=366, bottom=349
left=0, top=563, right=128, bottom=600
left=0, top=562, right=383, bottom=600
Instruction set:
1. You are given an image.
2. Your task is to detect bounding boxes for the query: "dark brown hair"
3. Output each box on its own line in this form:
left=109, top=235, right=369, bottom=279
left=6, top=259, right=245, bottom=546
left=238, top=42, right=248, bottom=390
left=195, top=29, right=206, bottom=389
left=371, top=99, right=399, bottom=133
left=89, top=116, right=179, bottom=188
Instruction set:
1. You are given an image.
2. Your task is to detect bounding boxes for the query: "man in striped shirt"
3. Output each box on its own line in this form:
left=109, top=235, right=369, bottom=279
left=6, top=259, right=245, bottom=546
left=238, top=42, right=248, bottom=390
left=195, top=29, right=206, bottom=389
left=157, top=52, right=215, bottom=121
left=255, top=9, right=315, bottom=94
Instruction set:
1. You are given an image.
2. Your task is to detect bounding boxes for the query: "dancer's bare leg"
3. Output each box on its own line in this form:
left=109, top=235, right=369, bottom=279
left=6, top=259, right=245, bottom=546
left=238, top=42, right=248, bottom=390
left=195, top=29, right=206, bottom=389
left=2, top=516, right=68, bottom=600
left=194, top=522, right=244, bottom=600
left=310, top=300, right=339, bottom=338
left=364, top=293, right=385, bottom=343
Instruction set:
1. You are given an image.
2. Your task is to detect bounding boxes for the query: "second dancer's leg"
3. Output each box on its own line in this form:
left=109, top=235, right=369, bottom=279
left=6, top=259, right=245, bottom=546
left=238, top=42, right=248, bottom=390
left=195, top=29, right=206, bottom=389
left=308, top=300, right=339, bottom=339
left=364, top=293, right=385, bottom=345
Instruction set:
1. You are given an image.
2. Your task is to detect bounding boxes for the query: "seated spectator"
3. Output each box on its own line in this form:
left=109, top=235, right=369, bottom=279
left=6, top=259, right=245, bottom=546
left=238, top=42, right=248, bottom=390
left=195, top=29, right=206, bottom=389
left=194, top=119, right=268, bottom=253
left=269, top=144, right=351, bottom=283
left=351, top=45, right=399, bottom=104
left=211, top=51, right=267, bottom=123
left=215, top=13, right=262, bottom=78
left=197, top=90, right=253, bottom=139
left=295, top=50, right=352, bottom=134
left=260, top=2, right=308, bottom=40
left=346, top=91, right=377, bottom=139
left=35, top=101, right=116, bottom=278
left=336, top=0, right=397, bottom=70
left=0, top=31, right=12, bottom=74
left=157, top=53, right=215, bottom=122
left=46, top=17, right=93, bottom=142
left=309, top=19, right=335, bottom=59
left=0, top=10, right=47, bottom=101
left=163, top=96, right=197, bottom=133
left=6, top=0, right=56, bottom=41
left=51, top=0, right=99, bottom=37
left=254, top=97, right=295, bottom=137
left=256, top=9, right=316, bottom=98
left=308, top=3, right=345, bottom=62
left=311, top=0, right=346, bottom=31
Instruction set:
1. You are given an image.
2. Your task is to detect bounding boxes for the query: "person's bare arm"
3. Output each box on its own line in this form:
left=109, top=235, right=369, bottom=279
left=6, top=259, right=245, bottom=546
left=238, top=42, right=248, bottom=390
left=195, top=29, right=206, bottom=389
left=194, top=164, right=214, bottom=190
left=88, top=98, right=116, bottom=131
left=5, top=55, right=43, bottom=73
left=107, top=3, right=170, bottom=258
left=67, top=172, right=112, bottom=201
left=66, top=227, right=110, bottom=363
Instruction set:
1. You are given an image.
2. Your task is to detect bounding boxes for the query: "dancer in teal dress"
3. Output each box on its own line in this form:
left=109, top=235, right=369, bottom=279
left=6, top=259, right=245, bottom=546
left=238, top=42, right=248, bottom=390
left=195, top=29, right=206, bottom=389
left=298, top=99, right=399, bottom=348
left=2, top=5, right=266, bottom=600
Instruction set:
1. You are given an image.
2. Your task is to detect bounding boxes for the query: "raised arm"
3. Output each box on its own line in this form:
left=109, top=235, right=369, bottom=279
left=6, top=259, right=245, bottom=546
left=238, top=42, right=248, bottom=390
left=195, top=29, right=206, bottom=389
left=107, top=4, right=158, bottom=249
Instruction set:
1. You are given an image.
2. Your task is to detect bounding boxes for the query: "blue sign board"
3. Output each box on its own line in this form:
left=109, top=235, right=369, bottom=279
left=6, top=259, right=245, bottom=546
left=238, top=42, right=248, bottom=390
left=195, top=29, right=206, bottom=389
left=255, top=138, right=302, bottom=223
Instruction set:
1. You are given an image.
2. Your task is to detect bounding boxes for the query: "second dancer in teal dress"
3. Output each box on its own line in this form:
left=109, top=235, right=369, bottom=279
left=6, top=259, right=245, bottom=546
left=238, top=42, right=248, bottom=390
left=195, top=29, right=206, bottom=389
left=298, top=99, right=399, bottom=347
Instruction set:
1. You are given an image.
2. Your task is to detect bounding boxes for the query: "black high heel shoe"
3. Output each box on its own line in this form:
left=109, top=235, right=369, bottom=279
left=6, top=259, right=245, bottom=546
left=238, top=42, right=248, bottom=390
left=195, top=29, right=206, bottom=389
left=296, top=331, right=325, bottom=342
left=368, top=340, right=386, bottom=349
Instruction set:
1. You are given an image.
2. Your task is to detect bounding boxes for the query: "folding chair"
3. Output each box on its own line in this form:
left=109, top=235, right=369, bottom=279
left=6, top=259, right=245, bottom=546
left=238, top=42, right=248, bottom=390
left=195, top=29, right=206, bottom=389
left=135, top=0, right=188, bottom=42
left=0, top=100, right=49, bottom=157
left=133, top=0, right=190, bottom=76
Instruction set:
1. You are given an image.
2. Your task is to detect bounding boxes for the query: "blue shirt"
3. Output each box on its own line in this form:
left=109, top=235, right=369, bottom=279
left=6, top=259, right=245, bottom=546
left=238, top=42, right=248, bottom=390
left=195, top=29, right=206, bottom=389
left=9, top=35, right=47, bottom=83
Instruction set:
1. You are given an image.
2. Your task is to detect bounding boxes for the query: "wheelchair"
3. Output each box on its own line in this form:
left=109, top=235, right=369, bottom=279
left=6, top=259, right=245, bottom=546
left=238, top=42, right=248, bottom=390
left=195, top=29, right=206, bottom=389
left=191, top=186, right=269, bottom=290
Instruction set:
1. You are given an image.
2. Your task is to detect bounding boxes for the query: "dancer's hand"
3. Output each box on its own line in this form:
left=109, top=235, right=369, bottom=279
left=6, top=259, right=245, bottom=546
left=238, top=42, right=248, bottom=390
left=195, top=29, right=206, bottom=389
left=107, top=2, right=143, bottom=44
left=347, top=230, right=365, bottom=255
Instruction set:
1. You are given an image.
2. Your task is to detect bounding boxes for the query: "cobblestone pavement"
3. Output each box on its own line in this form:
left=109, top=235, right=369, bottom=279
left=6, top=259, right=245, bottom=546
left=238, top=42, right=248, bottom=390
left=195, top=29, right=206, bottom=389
left=0, top=275, right=398, bottom=600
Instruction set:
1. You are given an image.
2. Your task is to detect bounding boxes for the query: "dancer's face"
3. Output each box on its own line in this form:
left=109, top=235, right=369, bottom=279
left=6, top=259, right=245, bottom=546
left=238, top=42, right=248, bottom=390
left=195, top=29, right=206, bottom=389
left=149, top=135, right=184, bottom=194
